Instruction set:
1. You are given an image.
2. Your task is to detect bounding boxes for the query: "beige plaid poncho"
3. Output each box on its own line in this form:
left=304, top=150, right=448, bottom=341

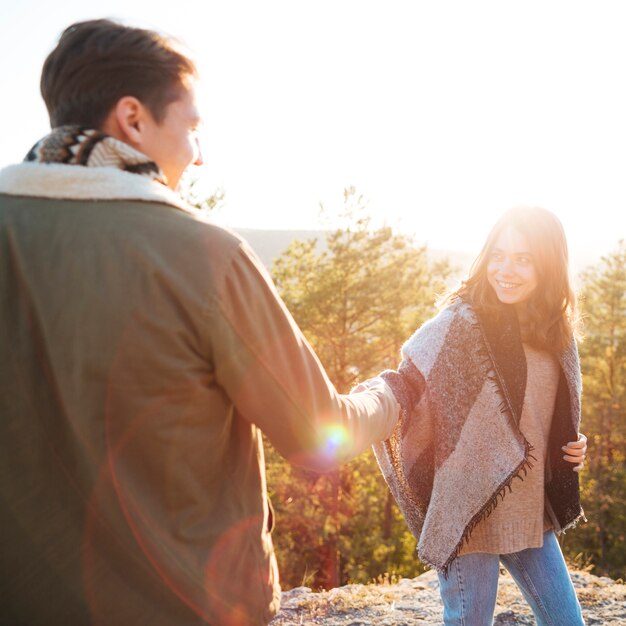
left=374, top=299, right=584, bottom=574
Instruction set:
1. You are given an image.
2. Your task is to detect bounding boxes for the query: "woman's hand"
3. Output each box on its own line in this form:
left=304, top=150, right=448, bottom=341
left=562, top=433, right=587, bottom=472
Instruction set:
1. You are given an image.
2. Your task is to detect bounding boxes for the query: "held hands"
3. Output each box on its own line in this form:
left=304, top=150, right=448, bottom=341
left=562, top=433, right=587, bottom=472
left=349, top=378, right=401, bottom=441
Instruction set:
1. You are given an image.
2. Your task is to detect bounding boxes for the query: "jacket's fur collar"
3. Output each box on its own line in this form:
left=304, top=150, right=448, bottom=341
left=0, top=162, right=195, bottom=214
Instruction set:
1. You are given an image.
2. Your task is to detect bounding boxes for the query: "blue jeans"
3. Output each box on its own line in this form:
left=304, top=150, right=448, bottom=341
left=437, top=531, right=585, bottom=626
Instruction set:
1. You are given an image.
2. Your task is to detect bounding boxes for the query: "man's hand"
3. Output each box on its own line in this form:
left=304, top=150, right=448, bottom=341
left=562, top=433, right=588, bottom=472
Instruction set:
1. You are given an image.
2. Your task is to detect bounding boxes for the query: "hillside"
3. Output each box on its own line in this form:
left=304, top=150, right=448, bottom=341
left=235, top=228, right=598, bottom=281
left=235, top=227, right=474, bottom=276
left=269, top=568, right=626, bottom=625
left=234, top=228, right=327, bottom=269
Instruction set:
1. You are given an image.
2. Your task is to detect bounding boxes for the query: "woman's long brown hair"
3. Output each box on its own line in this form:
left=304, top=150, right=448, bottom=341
left=449, top=207, right=580, bottom=352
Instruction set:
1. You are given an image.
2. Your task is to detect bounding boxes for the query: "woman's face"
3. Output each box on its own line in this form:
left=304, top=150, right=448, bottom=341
left=486, top=226, right=538, bottom=305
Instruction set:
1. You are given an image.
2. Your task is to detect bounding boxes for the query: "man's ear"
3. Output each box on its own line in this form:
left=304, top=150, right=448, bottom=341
left=102, top=96, right=150, bottom=147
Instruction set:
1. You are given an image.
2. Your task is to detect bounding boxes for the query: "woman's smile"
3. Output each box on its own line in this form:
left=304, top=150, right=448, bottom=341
left=487, top=227, right=538, bottom=305
left=496, top=280, right=522, bottom=289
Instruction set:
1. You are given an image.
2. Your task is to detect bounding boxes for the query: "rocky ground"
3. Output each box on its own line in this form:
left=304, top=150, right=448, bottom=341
left=269, top=569, right=626, bottom=625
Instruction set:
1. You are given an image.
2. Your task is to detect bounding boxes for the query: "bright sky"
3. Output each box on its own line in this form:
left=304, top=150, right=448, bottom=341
left=1, top=1, right=625, bottom=261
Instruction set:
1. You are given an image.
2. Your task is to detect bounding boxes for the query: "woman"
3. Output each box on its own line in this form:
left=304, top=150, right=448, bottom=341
left=369, top=207, right=588, bottom=625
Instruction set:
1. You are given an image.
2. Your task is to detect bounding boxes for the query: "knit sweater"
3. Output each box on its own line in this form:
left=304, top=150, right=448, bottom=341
left=373, top=298, right=584, bottom=574
left=459, top=343, right=559, bottom=555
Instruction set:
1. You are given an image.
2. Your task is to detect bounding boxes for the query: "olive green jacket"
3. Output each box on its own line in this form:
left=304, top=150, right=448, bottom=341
left=0, top=162, right=398, bottom=626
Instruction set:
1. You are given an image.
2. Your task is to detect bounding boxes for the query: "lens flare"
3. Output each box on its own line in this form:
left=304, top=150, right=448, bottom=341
left=322, top=424, right=350, bottom=456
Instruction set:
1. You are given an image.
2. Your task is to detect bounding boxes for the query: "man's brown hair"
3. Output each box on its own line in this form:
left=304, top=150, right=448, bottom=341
left=41, top=19, right=198, bottom=129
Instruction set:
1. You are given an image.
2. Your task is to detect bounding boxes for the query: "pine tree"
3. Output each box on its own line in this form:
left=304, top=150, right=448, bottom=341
left=266, top=189, right=451, bottom=589
left=566, top=241, right=626, bottom=578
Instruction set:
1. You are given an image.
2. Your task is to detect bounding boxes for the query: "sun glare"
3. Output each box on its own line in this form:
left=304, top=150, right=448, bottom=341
left=321, top=424, right=351, bottom=456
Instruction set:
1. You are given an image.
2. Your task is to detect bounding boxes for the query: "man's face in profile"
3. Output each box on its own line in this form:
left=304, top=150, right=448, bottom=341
left=139, top=82, right=203, bottom=190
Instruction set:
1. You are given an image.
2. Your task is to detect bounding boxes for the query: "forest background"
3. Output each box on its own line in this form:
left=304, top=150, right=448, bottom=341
left=205, top=187, right=626, bottom=591
left=189, top=181, right=626, bottom=590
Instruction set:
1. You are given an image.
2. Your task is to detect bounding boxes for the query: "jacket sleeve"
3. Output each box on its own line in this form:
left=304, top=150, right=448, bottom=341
left=206, top=240, right=399, bottom=472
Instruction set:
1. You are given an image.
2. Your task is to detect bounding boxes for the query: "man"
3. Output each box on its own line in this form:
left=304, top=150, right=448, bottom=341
left=0, top=20, right=398, bottom=626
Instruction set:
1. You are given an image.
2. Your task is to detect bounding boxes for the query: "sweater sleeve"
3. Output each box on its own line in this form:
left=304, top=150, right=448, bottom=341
left=207, top=240, right=400, bottom=472
left=380, top=359, right=426, bottom=421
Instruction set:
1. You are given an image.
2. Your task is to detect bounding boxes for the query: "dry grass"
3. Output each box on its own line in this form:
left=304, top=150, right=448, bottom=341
left=271, top=568, right=626, bottom=625
left=296, top=584, right=397, bottom=616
